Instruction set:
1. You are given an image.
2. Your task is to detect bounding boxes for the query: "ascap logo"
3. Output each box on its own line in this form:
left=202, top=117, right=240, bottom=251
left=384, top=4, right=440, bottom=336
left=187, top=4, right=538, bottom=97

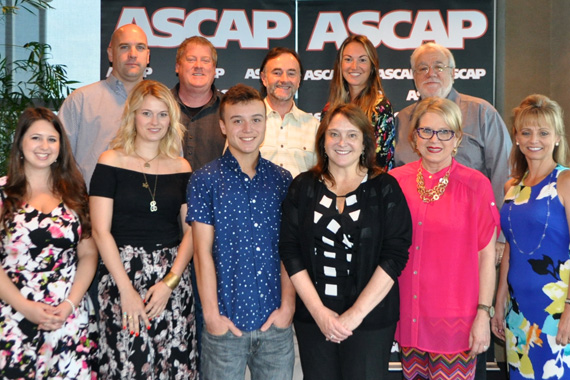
left=307, top=10, right=487, bottom=50
left=116, top=8, right=487, bottom=50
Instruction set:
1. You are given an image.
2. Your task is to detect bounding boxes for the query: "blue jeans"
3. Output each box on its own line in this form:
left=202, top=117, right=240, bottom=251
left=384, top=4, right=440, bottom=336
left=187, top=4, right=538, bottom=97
left=201, top=324, right=294, bottom=380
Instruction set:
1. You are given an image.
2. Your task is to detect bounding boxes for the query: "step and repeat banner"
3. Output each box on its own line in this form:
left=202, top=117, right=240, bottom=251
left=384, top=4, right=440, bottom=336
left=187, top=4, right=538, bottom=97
left=101, top=0, right=495, bottom=118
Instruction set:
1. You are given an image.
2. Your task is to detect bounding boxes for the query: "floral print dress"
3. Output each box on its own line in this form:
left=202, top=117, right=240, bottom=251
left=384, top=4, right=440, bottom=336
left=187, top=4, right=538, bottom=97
left=500, top=164, right=570, bottom=379
left=371, top=96, right=395, bottom=172
left=0, top=177, right=97, bottom=379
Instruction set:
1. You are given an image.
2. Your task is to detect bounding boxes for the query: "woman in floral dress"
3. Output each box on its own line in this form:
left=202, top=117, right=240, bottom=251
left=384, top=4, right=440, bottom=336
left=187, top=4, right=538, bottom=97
left=323, top=35, right=395, bottom=171
left=492, top=94, right=570, bottom=379
left=90, top=80, right=196, bottom=379
left=0, top=107, right=98, bottom=379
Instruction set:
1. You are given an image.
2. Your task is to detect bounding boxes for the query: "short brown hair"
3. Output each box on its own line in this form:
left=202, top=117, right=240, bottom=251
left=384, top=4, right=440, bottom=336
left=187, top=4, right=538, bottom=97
left=219, top=84, right=265, bottom=120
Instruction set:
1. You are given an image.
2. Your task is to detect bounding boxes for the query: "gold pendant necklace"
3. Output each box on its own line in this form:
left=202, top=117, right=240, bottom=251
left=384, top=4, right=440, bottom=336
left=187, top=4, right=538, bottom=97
left=416, top=164, right=452, bottom=203
left=141, top=171, right=158, bottom=212
left=135, top=151, right=160, bottom=168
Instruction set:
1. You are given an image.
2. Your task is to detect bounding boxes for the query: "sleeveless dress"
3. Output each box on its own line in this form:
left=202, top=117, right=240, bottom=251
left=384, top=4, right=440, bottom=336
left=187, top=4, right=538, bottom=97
left=501, top=164, right=570, bottom=379
left=0, top=176, right=97, bottom=379
left=90, top=164, right=196, bottom=379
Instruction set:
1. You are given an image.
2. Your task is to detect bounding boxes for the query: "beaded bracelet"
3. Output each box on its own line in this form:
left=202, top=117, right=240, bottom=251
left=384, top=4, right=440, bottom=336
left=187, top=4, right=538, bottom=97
left=63, top=298, right=76, bottom=314
left=162, top=272, right=181, bottom=290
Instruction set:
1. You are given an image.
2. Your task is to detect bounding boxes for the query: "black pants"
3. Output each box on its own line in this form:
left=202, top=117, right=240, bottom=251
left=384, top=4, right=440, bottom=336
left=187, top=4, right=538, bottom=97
left=294, top=320, right=396, bottom=380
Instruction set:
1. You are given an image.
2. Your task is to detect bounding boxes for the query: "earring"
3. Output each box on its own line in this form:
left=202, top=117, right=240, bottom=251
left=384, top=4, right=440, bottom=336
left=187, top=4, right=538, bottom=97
left=452, top=147, right=458, bottom=156
left=556, top=142, right=560, bottom=146
left=516, top=142, right=519, bottom=146
left=20, top=155, right=23, bottom=160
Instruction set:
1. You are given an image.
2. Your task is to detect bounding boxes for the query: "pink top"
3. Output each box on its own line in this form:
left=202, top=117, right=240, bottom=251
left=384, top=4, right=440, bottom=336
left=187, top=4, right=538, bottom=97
left=390, top=159, right=500, bottom=353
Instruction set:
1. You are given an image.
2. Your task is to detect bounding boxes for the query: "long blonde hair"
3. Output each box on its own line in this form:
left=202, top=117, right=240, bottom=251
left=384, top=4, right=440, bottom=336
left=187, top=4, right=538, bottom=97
left=111, top=80, right=184, bottom=158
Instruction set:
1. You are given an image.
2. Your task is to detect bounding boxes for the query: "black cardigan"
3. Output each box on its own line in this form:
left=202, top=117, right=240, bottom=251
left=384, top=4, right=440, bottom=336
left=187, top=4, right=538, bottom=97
left=279, top=171, right=412, bottom=329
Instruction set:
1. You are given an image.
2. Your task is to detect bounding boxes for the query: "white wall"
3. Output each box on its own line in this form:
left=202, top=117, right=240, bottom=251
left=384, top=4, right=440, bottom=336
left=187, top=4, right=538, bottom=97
left=46, top=0, right=101, bottom=86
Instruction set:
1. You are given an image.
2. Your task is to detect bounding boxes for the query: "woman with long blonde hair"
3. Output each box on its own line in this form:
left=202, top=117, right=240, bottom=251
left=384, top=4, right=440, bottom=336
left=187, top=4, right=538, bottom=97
left=90, top=80, right=197, bottom=379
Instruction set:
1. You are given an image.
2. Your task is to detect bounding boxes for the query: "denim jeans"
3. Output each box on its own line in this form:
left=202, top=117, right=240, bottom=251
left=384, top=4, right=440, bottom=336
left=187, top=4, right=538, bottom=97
left=201, top=324, right=295, bottom=380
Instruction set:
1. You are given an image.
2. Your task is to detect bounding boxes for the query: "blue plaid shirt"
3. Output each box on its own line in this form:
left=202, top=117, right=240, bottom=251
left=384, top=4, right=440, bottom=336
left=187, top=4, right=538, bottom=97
left=187, top=149, right=292, bottom=331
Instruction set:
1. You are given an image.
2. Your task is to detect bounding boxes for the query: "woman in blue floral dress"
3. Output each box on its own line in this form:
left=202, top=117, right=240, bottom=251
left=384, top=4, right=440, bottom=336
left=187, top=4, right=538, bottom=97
left=0, top=108, right=98, bottom=379
left=323, top=35, right=395, bottom=171
left=492, top=94, right=570, bottom=379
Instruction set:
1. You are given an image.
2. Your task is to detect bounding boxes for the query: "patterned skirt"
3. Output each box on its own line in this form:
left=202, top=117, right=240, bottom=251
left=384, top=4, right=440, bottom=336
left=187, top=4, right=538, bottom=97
left=97, top=243, right=197, bottom=379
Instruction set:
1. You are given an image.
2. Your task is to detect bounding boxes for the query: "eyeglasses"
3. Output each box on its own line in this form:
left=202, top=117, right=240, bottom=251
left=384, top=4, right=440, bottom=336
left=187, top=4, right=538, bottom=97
left=416, top=128, right=455, bottom=141
left=413, top=64, right=453, bottom=75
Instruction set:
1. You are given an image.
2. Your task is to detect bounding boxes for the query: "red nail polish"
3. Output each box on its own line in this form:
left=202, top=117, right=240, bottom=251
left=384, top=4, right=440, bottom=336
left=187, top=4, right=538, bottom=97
left=130, top=330, right=134, bottom=335
left=123, top=325, right=126, bottom=330
left=136, top=332, right=139, bottom=337
left=147, top=325, right=151, bottom=330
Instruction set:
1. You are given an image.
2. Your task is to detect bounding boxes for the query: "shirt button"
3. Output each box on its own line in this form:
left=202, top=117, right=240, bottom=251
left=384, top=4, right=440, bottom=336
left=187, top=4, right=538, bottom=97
left=413, top=318, right=417, bottom=323
left=415, top=246, right=420, bottom=250
left=413, top=271, right=418, bottom=275
left=418, top=221, right=422, bottom=226
left=491, top=202, right=496, bottom=206
left=413, top=295, right=417, bottom=299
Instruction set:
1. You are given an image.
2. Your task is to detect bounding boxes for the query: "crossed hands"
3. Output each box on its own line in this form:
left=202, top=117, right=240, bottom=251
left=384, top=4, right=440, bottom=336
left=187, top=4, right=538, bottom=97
left=314, top=306, right=363, bottom=343
left=21, top=299, right=73, bottom=331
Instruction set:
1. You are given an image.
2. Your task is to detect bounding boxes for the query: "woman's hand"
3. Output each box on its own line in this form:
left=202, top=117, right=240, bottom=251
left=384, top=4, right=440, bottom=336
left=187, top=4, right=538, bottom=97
left=556, top=305, right=570, bottom=345
left=338, top=307, right=364, bottom=332
left=313, top=305, right=352, bottom=343
left=20, top=300, right=64, bottom=330
left=144, top=281, right=173, bottom=320
left=120, top=285, right=150, bottom=336
left=469, top=312, right=491, bottom=357
left=491, top=304, right=506, bottom=341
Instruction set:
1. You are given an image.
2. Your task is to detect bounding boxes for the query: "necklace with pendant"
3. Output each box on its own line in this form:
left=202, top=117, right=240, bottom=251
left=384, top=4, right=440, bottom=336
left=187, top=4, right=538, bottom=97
left=416, top=163, right=452, bottom=203
left=135, top=151, right=160, bottom=168
left=141, top=171, right=158, bottom=212
left=136, top=151, right=159, bottom=212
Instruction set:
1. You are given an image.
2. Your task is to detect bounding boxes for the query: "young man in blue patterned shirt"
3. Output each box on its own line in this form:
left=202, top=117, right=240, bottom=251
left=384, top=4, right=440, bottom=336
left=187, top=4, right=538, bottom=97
left=187, top=84, right=295, bottom=380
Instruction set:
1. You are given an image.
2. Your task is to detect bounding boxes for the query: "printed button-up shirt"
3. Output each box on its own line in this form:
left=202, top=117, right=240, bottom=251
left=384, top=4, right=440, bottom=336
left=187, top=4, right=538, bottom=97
left=187, top=149, right=292, bottom=331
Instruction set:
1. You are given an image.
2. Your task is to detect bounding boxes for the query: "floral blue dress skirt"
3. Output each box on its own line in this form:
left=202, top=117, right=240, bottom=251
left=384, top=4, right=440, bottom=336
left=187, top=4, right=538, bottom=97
left=501, top=165, right=570, bottom=379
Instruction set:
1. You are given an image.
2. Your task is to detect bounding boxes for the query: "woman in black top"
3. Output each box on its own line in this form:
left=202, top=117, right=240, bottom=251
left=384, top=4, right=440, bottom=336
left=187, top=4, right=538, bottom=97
left=280, top=103, right=412, bottom=380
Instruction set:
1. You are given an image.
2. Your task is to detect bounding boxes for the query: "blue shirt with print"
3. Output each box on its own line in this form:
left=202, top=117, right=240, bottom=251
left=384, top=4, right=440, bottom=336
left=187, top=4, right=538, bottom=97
left=187, top=149, right=292, bottom=331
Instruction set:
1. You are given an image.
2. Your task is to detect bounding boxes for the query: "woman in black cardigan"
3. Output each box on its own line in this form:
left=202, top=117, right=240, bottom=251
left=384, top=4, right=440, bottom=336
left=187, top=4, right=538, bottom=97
left=280, top=103, right=412, bottom=380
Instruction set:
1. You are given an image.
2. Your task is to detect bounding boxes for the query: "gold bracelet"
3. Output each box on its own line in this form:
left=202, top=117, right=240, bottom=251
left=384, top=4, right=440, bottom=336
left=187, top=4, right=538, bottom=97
left=162, top=272, right=181, bottom=290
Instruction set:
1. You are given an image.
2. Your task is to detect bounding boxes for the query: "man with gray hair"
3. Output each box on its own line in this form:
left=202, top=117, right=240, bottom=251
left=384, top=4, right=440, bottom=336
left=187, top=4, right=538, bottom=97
left=395, top=42, right=511, bottom=211
left=394, top=41, right=510, bottom=380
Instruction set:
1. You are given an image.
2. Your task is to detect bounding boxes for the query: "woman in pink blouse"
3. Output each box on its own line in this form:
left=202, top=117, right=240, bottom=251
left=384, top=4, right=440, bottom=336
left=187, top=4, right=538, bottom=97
left=390, top=97, right=499, bottom=380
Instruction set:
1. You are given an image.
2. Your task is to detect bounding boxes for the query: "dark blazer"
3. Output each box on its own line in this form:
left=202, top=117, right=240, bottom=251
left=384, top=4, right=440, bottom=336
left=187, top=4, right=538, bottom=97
left=280, top=171, right=412, bottom=329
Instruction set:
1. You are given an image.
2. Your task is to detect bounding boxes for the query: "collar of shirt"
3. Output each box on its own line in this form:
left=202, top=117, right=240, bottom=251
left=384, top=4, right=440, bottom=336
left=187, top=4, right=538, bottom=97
left=264, top=97, right=305, bottom=123
left=220, top=148, right=266, bottom=178
left=105, top=74, right=128, bottom=99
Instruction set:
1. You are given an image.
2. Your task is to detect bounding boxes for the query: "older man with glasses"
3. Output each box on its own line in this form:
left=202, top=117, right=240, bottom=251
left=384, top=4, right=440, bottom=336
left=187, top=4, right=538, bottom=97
left=393, top=42, right=511, bottom=380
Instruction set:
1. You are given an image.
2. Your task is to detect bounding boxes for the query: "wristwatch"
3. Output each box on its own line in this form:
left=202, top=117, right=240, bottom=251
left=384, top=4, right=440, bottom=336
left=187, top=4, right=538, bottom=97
left=477, top=304, right=495, bottom=318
